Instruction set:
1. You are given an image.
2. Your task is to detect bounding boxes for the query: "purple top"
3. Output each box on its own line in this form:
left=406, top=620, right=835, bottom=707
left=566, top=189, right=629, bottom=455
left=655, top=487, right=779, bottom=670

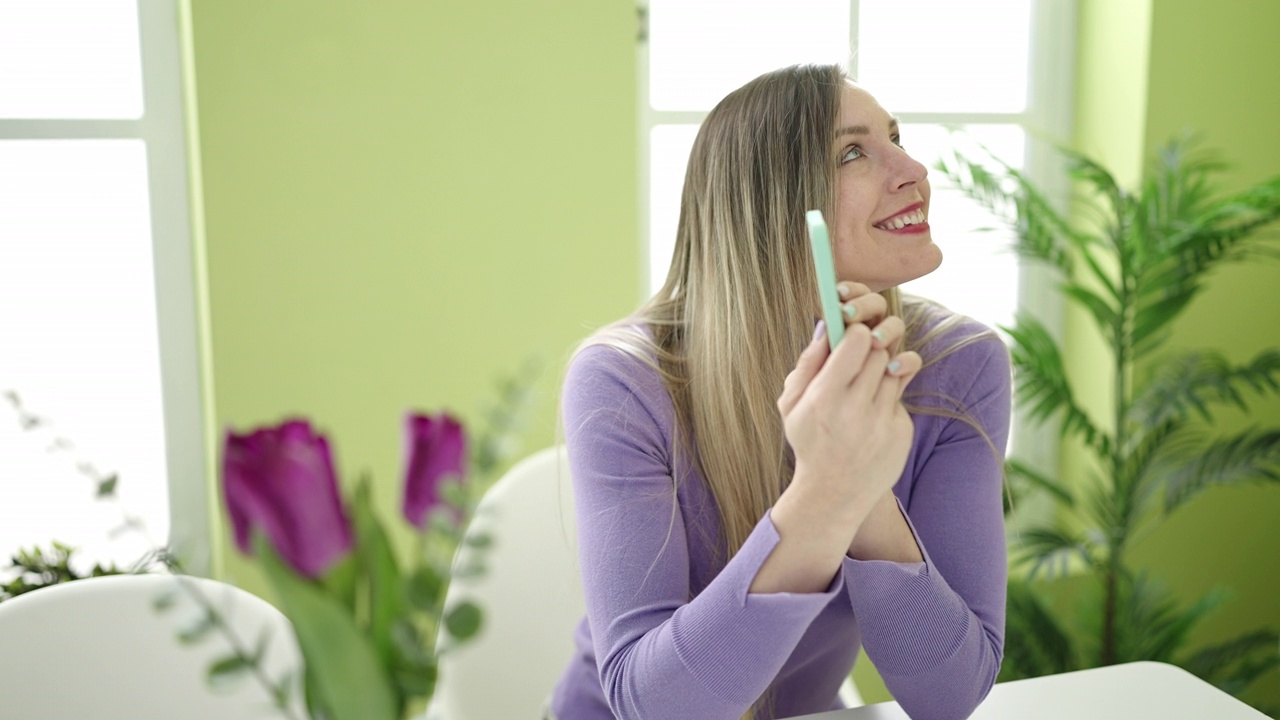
left=551, top=309, right=1011, bottom=720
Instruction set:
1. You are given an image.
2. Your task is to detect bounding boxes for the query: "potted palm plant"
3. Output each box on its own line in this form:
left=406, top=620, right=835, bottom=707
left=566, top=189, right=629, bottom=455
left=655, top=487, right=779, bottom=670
left=939, top=136, right=1280, bottom=712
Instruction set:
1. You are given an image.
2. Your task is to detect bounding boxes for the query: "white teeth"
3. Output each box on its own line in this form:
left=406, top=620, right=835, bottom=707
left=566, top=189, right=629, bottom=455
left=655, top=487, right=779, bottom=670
left=876, top=209, right=925, bottom=230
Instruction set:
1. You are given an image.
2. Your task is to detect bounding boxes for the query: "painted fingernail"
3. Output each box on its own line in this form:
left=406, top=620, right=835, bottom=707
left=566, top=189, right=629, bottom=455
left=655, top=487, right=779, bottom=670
left=886, top=359, right=902, bottom=374
left=842, top=303, right=858, bottom=320
left=872, top=329, right=886, bottom=343
left=812, top=320, right=826, bottom=342
left=837, top=283, right=853, bottom=300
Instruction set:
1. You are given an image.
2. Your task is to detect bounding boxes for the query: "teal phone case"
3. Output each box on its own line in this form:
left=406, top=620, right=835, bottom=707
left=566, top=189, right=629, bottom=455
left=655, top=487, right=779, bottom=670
left=805, top=209, right=845, bottom=350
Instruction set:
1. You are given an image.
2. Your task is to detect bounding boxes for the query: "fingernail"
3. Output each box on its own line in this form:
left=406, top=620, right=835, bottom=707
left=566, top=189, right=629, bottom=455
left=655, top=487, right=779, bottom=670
left=837, top=283, right=852, bottom=300
left=872, top=329, right=886, bottom=343
left=812, top=320, right=825, bottom=342
left=886, top=359, right=902, bottom=374
left=842, top=303, right=858, bottom=320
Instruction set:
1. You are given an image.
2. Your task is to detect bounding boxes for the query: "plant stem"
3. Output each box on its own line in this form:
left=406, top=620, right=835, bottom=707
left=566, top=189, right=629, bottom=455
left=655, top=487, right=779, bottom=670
left=1102, top=210, right=1136, bottom=667
left=162, top=555, right=306, bottom=720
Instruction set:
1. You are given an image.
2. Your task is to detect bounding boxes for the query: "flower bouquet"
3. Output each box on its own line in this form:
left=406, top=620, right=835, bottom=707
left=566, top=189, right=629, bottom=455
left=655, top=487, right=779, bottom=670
left=211, top=410, right=503, bottom=720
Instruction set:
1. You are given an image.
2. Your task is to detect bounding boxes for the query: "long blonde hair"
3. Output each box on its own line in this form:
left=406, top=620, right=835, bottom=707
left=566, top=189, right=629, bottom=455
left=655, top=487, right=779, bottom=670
left=576, top=63, right=993, bottom=717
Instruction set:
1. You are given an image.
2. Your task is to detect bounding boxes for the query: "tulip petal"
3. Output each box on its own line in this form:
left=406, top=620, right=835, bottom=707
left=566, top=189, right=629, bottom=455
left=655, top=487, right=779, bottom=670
left=401, top=412, right=468, bottom=529
left=222, top=419, right=354, bottom=577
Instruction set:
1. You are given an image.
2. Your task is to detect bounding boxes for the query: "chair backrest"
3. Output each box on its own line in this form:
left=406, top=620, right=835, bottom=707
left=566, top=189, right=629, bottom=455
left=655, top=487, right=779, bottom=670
left=0, top=572, right=304, bottom=720
left=432, top=445, right=583, bottom=720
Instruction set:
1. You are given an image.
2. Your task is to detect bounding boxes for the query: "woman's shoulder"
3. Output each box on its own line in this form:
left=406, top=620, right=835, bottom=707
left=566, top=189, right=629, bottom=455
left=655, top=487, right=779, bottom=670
left=562, top=323, right=675, bottom=435
left=906, top=298, right=1011, bottom=400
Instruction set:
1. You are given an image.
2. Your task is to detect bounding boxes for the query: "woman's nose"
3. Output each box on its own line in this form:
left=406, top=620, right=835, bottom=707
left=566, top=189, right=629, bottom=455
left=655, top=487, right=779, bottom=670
left=890, top=148, right=928, bottom=191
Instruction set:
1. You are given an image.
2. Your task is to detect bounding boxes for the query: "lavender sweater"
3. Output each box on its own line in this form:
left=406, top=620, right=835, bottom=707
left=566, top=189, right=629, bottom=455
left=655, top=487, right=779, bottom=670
left=551, top=311, right=1011, bottom=720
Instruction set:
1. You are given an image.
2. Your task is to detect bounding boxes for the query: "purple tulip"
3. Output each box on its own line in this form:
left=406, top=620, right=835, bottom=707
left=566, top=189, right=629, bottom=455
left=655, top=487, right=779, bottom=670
left=222, top=419, right=354, bottom=578
left=402, top=412, right=467, bottom=529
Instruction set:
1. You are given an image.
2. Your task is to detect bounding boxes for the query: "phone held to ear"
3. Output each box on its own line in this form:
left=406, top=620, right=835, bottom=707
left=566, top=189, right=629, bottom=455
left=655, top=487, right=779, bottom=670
left=806, top=209, right=845, bottom=351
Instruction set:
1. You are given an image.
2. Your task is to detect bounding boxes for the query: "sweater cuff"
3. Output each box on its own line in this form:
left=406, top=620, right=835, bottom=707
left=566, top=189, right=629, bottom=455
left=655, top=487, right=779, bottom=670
left=843, top=498, right=970, bottom=678
left=669, top=510, right=840, bottom=704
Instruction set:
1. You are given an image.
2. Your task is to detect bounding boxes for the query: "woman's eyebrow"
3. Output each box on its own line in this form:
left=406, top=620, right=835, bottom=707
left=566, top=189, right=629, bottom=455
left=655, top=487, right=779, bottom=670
left=836, top=118, right=900, bottom=137
left=836, top=124, right=870, bottom=137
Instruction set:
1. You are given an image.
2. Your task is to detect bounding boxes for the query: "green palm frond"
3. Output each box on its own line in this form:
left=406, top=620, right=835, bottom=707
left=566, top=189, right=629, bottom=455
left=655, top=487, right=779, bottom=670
left=1139, top=137, right=1226, bottom=252
left=1128, top=420, right=1191, bottom=517
left=1062, top=284, right=1120, bottom=338
left=1180, top=628, right=1280, bottom=698
left=1176, top=174, right=1280, bottom=254
left=999, top=581, right=1078, bottom=681
left=948, top=134, right=1280, bottom=701
left=1130, top=290, right=1198, bottom=360
left=1066, top=150, right=1127, bottom=221
left=936, top=147, right=1077, bottom=276
left=1005, top=457, right=1076, bottom=509
left=1112, top=575, right=1225, bottom=664
left=1130, top=350, right=1280, bottom=428
left=1133, top=176, right=1280, bottom=356
left=1163, top=429, right=1280, bottom=515
left=1002, top=315, right=1112, bottom=459
left=1014, top=526, right=1101, bottom=581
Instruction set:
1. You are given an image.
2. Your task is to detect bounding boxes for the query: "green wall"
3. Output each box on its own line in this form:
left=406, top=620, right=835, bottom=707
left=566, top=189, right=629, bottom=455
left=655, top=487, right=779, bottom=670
left=183, top=0, right=1278, bottom=709
left=185, top=1, right=639, bottom=592
left=1074, top=0, right=1280, bottom=710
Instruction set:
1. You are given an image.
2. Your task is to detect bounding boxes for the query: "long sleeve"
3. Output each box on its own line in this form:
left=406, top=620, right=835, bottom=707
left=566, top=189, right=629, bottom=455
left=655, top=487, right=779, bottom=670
left=563, top=346, right=840, bottom=720
left=843, top=332, right=1012, bottom=720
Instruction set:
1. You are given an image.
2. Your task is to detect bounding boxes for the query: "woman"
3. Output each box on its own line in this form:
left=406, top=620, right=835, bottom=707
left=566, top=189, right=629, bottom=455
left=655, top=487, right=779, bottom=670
left=550, top=64, right=1010, bottom=720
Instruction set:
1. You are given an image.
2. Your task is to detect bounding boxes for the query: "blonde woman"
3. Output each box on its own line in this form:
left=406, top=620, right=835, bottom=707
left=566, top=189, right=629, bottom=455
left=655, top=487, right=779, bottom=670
left=550, top=64, right=1010, bottom=720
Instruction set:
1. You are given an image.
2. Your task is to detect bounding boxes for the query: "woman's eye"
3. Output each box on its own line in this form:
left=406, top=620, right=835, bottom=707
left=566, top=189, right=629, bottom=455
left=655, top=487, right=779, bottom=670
left=840, top=145, right=863, bottom=163
left=891, top=134, right=904, bottom=149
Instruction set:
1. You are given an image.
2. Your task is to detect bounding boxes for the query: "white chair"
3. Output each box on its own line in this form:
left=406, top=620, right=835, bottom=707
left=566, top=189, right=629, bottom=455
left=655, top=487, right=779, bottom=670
left=0, top=572, right=304, bottom=719
left=432, top=445, right=861, bottom=718
left=432, top=445, right=584, bottom=719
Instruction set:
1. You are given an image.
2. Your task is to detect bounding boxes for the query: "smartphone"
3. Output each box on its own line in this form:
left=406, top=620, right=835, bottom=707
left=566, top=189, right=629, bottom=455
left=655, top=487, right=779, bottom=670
left=805, top=209, right=845, bottom=350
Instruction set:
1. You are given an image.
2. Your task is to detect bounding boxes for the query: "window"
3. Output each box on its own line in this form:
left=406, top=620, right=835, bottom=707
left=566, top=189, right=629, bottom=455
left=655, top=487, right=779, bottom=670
left=640, top=0, right=1076, bottom=465
left=0, top=1, right=207, bottom=575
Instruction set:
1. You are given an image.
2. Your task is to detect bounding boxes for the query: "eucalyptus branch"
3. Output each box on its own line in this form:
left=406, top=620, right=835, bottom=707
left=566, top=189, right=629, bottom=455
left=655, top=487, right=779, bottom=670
left=156, top=551, right=305, bottom=720
left=4, top=390, right=302, bottom=715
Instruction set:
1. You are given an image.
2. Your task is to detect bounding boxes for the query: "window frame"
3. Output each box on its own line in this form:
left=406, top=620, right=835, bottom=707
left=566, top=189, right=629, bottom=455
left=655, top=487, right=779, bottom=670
left=636, top=0, right=1078, bottom=471
left=0, top=0, right=211, bottom=575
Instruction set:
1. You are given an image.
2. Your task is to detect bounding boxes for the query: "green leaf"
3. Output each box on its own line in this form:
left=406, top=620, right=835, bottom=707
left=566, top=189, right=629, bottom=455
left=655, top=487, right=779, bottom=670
left=321, top=553, right=359, bottom=614
left=351, top=477, right=408, bottom=682
left=444, top=600, right=483, bottom=641
left=1002, top=315, right=1112, bottom=459
left=1014, top=526, right=1099, bottom=581
left=1000, top=581, right=1076, bottom=681
left=1180, top=628, right=1280, bottom=698
left=254, top=534, right=398, bottom=720
left=269, top=670, right=296, bottom=710
left=389, top=619, right=438, bottom=701
left=1108, top=574, right=1224, bottom=664
left=1004, top=457, right=1075, bottom=508
left=177, top=610, right=217, bottom=644
left=452, top=563, right=487, bottom=579
left=1130, top=350, right=1280, bottom=428
left=935, top=143, right=1076, bottom=276
left=1132, top=289, right=1198, bottom=355
left=1163, top=429, right=1280, bottom=514
left=1062, top=284, right=1119, bottom=335
left=406, top=567, right=444, bottom=613
left=152, top=589, right=179, bottom=613
left=207, top=653, right=256, bottom=692
left=96, top=474, right=118, bottom=498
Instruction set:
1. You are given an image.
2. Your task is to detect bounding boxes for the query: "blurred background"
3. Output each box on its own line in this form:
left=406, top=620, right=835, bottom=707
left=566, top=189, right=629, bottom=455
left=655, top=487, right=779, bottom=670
left=1, top=0, right=1277, bottom=709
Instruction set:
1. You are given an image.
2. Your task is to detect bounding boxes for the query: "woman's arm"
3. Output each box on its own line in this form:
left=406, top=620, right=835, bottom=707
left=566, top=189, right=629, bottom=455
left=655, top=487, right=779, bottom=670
left=843, top=332, right=1012, bottom=720
left=565, top=346, right=842, bottom=720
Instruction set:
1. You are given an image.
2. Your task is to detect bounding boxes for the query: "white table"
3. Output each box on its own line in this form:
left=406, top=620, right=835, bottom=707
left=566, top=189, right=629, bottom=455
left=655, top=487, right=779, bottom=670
left=788, top=662, right=1272, bottom=719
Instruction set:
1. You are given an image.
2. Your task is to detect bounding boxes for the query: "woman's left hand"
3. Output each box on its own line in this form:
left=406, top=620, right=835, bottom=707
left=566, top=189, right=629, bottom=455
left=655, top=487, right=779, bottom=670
left=837, top=281, right=899, bottom=355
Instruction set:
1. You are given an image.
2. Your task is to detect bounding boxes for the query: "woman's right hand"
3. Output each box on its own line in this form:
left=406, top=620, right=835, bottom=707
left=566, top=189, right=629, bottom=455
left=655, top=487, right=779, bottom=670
left=775, top=310, right=922, bottom=525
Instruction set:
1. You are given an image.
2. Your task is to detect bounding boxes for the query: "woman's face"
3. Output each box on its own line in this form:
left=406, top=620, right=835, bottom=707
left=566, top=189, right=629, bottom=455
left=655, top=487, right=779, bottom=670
left=829, top=84, right=941, bottom=292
